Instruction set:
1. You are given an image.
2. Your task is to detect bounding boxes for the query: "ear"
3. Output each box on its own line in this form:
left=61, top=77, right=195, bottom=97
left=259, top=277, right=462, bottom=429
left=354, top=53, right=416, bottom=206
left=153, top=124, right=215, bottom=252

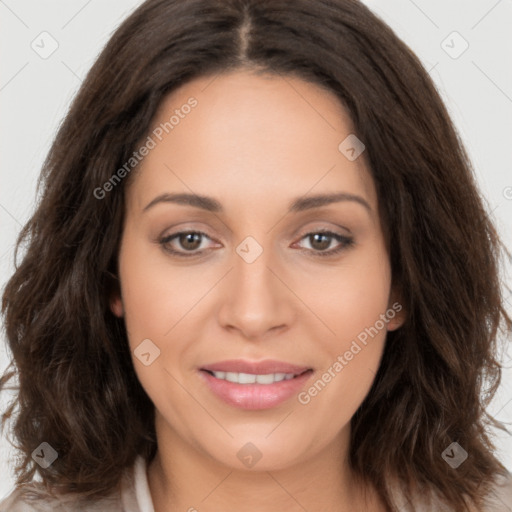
left=108, top=272, right=124, bottom=317
left=386, top=286, right=406, bottom=331
left=110, top=292, right=124, bottom=317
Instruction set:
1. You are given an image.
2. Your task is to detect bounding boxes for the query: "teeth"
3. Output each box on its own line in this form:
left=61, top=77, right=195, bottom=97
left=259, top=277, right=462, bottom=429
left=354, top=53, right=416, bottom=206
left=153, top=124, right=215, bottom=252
left=210, top=371, right=296, bottom=384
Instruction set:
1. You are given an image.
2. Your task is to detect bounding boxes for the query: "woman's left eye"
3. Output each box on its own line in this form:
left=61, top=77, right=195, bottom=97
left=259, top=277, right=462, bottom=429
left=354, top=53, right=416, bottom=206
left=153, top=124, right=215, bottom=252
left=294, top=231, right=354, bottom=257
left=159, top=230, right=354, bottom=258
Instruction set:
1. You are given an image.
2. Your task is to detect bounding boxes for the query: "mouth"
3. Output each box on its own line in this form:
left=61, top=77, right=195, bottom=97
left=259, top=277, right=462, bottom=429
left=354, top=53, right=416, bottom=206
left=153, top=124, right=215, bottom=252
left=198, top=359, right=314, bottom=410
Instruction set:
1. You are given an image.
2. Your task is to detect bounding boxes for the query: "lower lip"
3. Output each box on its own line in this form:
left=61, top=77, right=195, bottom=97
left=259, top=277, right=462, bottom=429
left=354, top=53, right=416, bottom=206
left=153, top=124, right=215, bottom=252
left=199, top=370, right=313, bottom=410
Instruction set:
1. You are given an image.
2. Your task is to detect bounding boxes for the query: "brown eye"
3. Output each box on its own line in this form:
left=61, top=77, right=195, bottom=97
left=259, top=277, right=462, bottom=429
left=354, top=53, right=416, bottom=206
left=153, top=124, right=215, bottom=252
left=159, top=231, right=213, bottom=257
left=177, top=232, right=203, bottom=251
left=308, top=233, right=332, bottom=251
left=296, top=231, right=354, bottom=257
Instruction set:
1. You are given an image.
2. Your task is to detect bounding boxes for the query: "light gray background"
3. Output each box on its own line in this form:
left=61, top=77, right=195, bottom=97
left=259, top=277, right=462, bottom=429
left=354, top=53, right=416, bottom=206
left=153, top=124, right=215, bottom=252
left=1, top=0, right=511, bottom=499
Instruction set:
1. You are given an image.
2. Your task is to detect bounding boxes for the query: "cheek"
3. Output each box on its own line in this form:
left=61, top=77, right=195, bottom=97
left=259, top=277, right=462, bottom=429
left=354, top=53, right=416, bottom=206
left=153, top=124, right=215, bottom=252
left=305, top=247, right=392, bottom=345
left=117, top=230, right=202, bottom=342
left=297, top=243, right=391, bottom=409
left=117, top=233, right=198, bottom=413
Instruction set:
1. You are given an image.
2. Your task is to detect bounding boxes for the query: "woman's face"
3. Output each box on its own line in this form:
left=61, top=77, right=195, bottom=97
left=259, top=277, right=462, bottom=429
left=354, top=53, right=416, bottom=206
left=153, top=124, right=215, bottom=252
left=112, top=69, right=404, bottom=471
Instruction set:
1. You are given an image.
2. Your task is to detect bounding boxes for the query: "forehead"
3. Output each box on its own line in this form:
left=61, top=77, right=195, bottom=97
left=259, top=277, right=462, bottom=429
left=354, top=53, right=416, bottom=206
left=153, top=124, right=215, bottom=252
left=128, top=69, right=377, bottom=215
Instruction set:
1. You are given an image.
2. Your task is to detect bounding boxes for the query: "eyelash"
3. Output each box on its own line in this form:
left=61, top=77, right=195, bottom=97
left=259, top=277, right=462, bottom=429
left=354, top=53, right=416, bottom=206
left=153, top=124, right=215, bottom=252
left=158, top=229, right=354, bottom=258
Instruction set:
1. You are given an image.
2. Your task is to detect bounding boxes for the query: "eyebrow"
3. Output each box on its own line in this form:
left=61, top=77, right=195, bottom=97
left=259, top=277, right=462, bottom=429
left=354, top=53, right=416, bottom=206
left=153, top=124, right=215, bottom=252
left=142, top=192, right=371, bottom=214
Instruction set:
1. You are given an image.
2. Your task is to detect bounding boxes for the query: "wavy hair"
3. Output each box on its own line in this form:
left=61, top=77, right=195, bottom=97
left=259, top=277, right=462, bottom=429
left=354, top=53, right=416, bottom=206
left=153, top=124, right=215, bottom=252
left=1, top=0, right=511, bottom=510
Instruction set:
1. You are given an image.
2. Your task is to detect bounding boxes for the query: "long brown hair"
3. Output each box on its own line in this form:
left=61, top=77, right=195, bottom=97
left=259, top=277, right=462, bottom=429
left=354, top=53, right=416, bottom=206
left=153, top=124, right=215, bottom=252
left=1, top=1, right=511, bottom=510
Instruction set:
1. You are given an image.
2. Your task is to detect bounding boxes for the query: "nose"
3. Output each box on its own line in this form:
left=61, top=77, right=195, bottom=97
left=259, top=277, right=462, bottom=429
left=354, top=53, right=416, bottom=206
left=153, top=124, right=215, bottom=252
left=217, top=242, right=296, bottom=341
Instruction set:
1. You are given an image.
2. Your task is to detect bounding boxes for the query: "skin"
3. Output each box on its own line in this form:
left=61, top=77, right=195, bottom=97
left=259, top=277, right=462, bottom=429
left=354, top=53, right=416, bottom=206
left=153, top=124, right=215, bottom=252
left=111, top=69, right=405, bottom=512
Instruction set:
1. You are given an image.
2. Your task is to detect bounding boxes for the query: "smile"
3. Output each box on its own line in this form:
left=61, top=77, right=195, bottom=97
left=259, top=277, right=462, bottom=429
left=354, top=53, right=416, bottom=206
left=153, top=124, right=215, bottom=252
left=204, top=370, right=297, bottom=384
left=199, top=364, right=314, bottom=410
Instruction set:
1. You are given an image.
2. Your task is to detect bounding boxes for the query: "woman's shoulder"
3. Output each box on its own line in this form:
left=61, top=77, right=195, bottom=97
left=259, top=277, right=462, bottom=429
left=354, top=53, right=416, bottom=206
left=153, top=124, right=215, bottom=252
left=0, top=484, right=120, bottom=512
left=0, top=456, right=149, bottom=512
left=434, top=471, right=512, bottom=511
left=481, top=471, right=512, bottom=511
left=389, top=470, right=512, bottom=511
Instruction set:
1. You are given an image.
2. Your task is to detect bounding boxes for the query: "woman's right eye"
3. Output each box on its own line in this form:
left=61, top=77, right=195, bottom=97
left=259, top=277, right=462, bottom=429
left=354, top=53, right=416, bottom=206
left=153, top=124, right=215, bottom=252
left=159, top=231, right=216, bottom=257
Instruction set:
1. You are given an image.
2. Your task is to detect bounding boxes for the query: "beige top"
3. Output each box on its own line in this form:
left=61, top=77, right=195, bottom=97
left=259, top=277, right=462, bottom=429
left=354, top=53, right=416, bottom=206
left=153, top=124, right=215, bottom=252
left=0, top=456, right=511, bottom=511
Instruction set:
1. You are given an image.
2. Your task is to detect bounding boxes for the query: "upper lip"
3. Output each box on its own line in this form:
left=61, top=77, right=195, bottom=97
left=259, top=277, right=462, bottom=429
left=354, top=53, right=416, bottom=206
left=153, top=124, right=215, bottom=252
left=200, top=359, right=312, bottom=375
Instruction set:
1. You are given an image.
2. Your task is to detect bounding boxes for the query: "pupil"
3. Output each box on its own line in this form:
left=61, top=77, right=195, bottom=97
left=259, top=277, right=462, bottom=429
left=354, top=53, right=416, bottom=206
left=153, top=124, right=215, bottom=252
left=311, top=233, right=330, bottom=251
left=180, top=233, right=201, bottom=250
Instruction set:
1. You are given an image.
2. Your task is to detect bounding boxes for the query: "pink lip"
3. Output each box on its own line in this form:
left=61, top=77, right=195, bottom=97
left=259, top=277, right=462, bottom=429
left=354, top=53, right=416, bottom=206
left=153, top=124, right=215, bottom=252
left=199, top=359, right=313, bottom=410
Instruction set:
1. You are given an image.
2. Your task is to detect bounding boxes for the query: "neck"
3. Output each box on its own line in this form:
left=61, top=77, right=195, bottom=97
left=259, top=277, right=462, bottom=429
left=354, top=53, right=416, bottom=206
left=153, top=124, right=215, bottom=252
left=147, top=413, right=386, bottom=512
